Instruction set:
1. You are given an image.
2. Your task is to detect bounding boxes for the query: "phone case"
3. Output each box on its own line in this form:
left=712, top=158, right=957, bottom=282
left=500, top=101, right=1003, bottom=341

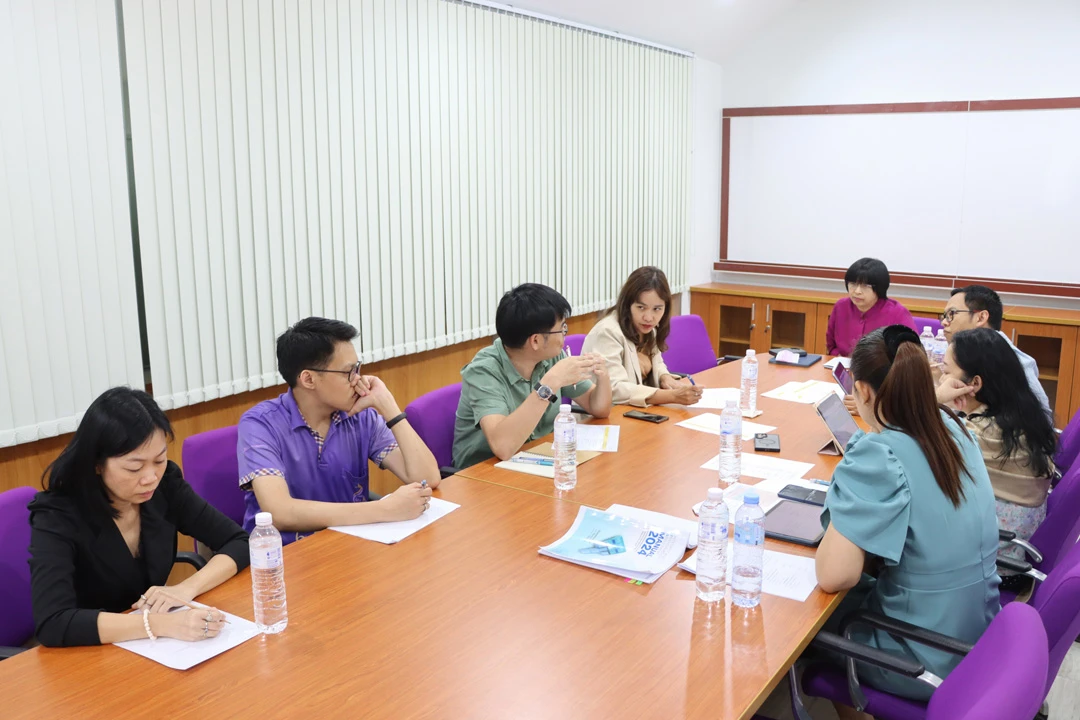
left=753, top=433, right=781, bottom=452
left=625, top=411, right=668, bottom=423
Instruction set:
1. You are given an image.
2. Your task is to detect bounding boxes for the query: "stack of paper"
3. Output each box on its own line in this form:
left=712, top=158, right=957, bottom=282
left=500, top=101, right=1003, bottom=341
left=330, top=497, right=460, bottom=544
left=675, top=413, right=776, bottom=441
left=692, top=482, right=782, bottom=518
left=824, top=357, right=851, bottom=370
left=539, top=506, right=689, bottom=583
left=687, top=387, right=741, bottom=409
left=115, top=610, right=261, bottom=670
left=700, top=454, right=815, bottom=486
left=606, top=504, right=699, bottom=548
left=676, top=547, right=820, bottom=602
left=761, top=380, right=844, bottom=405
left=574, top=425, right=621, bottom=452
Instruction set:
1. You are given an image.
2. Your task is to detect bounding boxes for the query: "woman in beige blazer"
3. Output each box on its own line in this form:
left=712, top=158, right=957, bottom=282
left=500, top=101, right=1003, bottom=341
left=583, top=267, right=703, bottom=407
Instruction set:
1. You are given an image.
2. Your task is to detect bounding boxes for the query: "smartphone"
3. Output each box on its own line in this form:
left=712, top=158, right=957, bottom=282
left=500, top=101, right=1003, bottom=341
left=624, top=410, right=669, bottom=424
left=753, top=433, right=781, bottom=452
left=777, top=484, right=827, bottom=506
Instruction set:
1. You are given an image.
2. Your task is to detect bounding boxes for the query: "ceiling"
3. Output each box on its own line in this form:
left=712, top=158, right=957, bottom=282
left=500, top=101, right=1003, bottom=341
left=498, top=0, right=799, bottom=64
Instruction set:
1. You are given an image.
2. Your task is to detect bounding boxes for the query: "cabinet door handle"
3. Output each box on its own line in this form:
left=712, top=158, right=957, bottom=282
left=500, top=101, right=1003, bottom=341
left=1012, top=328, right=1017, bottom=343
left=750, top=302, right=756, bottom=323
left=766, top=304, right=771, bottom=323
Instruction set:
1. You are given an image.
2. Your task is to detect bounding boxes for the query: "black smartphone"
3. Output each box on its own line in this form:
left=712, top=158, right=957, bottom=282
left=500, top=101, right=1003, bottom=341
left=777, top=484, right=827, bottom=506
left=624, top=410, right=669, bottom=424
left=753, top=433, right=781, bottom=452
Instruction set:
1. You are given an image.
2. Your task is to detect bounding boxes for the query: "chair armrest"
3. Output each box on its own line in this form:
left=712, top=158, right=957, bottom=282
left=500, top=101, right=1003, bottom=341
left=997, top=555, right=1048, bottom=582
left=175, top=551, right=207, bottom=570
left=811, top=631, right=940, bottom=713
left=439, top=466, right=458, bottom=479
left=841, top=610, right=974, bottom=656
left=999, top=529, right=1016, bottom=541
left=0, top=646, right=29, bottom=660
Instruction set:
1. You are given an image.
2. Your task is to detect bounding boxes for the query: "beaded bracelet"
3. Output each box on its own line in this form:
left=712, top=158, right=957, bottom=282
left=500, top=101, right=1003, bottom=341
left=142, top=607, right=157, bottom=641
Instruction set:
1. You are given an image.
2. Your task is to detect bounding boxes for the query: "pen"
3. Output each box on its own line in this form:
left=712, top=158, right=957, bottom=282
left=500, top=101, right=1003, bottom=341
left=510, top=456, right=554, bottom=467
left=809, top=478, right=830, bottom=487
left=420, top=479, right=428, bottom=489
left=687, top=376, right=696, bottom=386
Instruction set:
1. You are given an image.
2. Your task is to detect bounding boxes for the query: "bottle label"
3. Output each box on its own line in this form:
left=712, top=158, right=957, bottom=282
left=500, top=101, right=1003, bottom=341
left=251, top=545, right=283, bottom=570
left=735, top=523, right=764, bottom=546
left=743, top=364, right=758, bottom=380
left=555, top=425, right=575, bottom=443
left=699, top=519, right=728, bottom=541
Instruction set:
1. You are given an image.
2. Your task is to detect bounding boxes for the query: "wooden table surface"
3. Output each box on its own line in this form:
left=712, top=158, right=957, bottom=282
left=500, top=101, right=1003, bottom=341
left=0, top=362, right=847, bottom=720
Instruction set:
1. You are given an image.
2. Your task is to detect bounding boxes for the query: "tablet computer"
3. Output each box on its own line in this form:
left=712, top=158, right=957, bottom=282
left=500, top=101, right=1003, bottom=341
left=814, top=392, right=860, bottom=456
left=764, top=499, right=825, bottom=547
left=831, top=362, right=854, bottom=396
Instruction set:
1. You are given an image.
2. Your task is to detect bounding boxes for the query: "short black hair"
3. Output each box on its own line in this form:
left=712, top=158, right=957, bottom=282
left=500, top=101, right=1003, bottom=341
left=844, top=258, right=891, bottom=299
left=43, top=387, right=174, bottom=519
left=276, top=317, right=359, bottom=388
left=951, top=285, right=1003, bottom=331
left=495, top=283, right=572, bottom=349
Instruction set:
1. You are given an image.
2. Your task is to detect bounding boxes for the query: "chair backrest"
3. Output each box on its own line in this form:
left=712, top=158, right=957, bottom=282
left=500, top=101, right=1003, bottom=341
left=405, top=383, right=462, bottom=470
left=912, top=316, right=942, bottom=337
left=927, top=602, right=1048, bottom=720
left=1056, top=408, right=1080, bottom=473
left=0, top=486, right=38, bottom=647
left=181, top=425, right=244, bottom=526
left=564, top=334, right=586, bottom=357
left=662, top=315, right=718, bottom=375
left=1033, top=462, right=1080, bottom=572
left=1031, top=540, right=1080, bottom=696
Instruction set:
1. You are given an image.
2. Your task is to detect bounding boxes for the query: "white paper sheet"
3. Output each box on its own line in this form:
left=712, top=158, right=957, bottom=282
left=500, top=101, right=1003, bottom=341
left=823, top=357, right=851, bottom=370
left=687, top=387, right=742, bottom=410
left=575, top=425, right=620, bottom=452
left=761, top=380, right=845, bottom=405
left=115, top=610, right=260, bottom=670
left=700, top=453, right=815, bottom=485
left=606, top=504, right=699, bottom=548
left=329, top=497, right=460, bottom=544
left=677, top=547, right=819, bottom=602
left=692, top=482, right=782, bottom=518
left=675, top=413, right=776, bottom=441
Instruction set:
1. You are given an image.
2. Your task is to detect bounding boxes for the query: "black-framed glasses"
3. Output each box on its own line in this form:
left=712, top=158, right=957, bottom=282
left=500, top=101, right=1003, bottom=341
left=306, top=361, right=362, bottom=382
left=537, top=323, right=569, bottom=337
left=940, top=309, right=974, bottom=323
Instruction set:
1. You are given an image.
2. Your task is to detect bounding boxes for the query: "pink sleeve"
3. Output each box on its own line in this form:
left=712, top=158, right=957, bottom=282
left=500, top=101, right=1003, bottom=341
left=825, top=300, right=840, bottom=355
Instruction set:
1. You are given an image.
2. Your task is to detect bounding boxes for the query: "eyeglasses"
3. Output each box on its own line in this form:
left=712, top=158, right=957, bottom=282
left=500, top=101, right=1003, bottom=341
left=538, top=323, right=569, bottom=337
left=305, top=361, right=362, bottom=382
left=940, top=309, right=974, bottom=324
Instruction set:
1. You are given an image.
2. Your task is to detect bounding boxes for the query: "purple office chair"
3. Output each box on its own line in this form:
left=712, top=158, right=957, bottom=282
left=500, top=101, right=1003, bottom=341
left=1056, top=409, right=1080, bottom=473
left=405, top=383, right=462, bottom=476
left=183, top=426, right=245, bottom=551
left=791, top=602, right=1048, bottom=720
left=0, top=486, right=37, bottom=658
left=913, top=316, right=943, bottom=337
left=662, top=314, right=719, bottom=376
left=1029, top=541, right=1080, bottom=703
left=564, top=334, right=586, bottom=357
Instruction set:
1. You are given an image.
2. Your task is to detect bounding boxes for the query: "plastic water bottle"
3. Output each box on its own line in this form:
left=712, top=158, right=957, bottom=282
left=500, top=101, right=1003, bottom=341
left=919, top=326, right=935, bottom=360
left=553, top=404, right=578, bottom=490
left=719, top=400, right=742, bottom=485
left=696, top=487, right=729, bottom=603
left=732, top=491, right=766, bottom=608
left=250, top=512, right=288, bottom=633
left=740, top=349, right=758, bottom=414
left=931, top=328, right=948, bottom=365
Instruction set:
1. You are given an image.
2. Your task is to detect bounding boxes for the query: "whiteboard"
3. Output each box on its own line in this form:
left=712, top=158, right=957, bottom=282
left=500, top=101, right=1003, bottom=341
left=726, top=108, right=1080, bottom=283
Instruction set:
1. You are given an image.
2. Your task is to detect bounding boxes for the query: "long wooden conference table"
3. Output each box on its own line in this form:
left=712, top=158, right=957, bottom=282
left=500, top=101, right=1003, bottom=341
left=0, top=360, right=848, bottom=720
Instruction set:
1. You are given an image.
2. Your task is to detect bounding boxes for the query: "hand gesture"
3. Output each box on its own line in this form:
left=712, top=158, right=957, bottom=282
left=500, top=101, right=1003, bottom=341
left=158, top=606, right=226, bottom=642
left=660, top=374, right=692, bottom=390
left=133, top=585, right=197, bottom=614
left=668, top=383, right=703, bottom=405
left=843, top=395, right=858, bottom=416
left=541, top=356, right=595, bottom=390
left=936, top=376, right=976, bottom=412
left=378, top=482, right=433, bottom=521
left=348, top=375, right=400, bottom=419
left=582, top=352, right=608, bottom=382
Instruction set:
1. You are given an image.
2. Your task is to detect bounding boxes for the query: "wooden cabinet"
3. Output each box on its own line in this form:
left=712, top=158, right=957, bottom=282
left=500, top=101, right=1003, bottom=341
left=1001, top=320, right=1077, bottom=428
left=689, top=293, right=818, bottom=358
left=760, top=299, right=819, bottom=354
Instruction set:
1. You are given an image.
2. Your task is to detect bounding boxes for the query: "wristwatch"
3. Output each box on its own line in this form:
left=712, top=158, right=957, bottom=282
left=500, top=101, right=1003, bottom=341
left=533, top=382, right=558, bottom=404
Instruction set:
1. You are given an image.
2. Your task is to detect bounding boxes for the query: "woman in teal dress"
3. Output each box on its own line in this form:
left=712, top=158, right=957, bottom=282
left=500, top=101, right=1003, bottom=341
left=816, top=325, right=1001, bottom=710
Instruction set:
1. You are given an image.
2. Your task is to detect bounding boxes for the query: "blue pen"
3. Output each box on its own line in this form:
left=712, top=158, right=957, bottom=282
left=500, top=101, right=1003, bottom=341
left=687, top=376, right=696, bottom=386
left=809, top=478, right=830, bottom=487
left=510, top=456, right=554, bottom=467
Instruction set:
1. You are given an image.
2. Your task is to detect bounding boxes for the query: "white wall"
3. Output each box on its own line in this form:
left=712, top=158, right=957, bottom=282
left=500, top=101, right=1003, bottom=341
left=724, top=0, right=1080, bottom=107
left=687, top=56, right=724, bottom=297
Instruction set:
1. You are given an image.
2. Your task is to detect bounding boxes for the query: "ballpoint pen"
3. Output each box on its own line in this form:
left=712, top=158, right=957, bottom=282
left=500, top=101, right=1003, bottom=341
left=510, top=455, right=554, bottom=466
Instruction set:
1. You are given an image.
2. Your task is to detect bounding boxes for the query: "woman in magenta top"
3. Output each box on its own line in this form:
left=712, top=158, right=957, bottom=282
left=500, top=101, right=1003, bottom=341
left=826, top=258, right=917, bottom=356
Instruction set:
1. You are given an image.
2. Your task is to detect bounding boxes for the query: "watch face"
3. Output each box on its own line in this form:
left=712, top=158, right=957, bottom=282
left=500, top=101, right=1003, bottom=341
left=535, top=384, right=554, bottom=401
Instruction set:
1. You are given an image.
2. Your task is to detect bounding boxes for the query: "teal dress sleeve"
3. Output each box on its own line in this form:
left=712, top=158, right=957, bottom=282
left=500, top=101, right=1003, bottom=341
left=823, top=432, right=912, bottom=565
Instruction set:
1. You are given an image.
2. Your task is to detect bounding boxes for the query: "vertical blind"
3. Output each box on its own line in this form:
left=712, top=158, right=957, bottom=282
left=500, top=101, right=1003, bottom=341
left=123, top=0, right=692, bottom=410
left=0, top=0, right=144, bottom=446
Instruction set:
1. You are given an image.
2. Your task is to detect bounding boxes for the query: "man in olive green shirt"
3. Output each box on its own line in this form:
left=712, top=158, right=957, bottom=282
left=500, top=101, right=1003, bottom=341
left=452, top=284, right=613, bottom=470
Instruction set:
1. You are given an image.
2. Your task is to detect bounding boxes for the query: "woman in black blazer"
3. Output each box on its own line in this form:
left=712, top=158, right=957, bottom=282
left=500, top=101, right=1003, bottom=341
left=28, top=388, right=250, bottom=647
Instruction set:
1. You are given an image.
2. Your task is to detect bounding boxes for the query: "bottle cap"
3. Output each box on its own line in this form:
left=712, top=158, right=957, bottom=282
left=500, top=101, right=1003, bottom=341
left=559, top=403, right=572, bottom=413
left=924, top=326, right=931, bottom=334
left=706, top=487, right=725, bottom=501
left=725, top=399, right=737, bottom=407
left=743, top=490, right=760, bottom=505
left=746, top=349, right=756, bottom=357
left=255, top=512, right=274, bottom=527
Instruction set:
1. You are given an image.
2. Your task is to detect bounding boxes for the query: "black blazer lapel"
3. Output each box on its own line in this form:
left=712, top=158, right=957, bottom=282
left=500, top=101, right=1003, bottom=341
left=139, top=499, right=176, bottom=588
